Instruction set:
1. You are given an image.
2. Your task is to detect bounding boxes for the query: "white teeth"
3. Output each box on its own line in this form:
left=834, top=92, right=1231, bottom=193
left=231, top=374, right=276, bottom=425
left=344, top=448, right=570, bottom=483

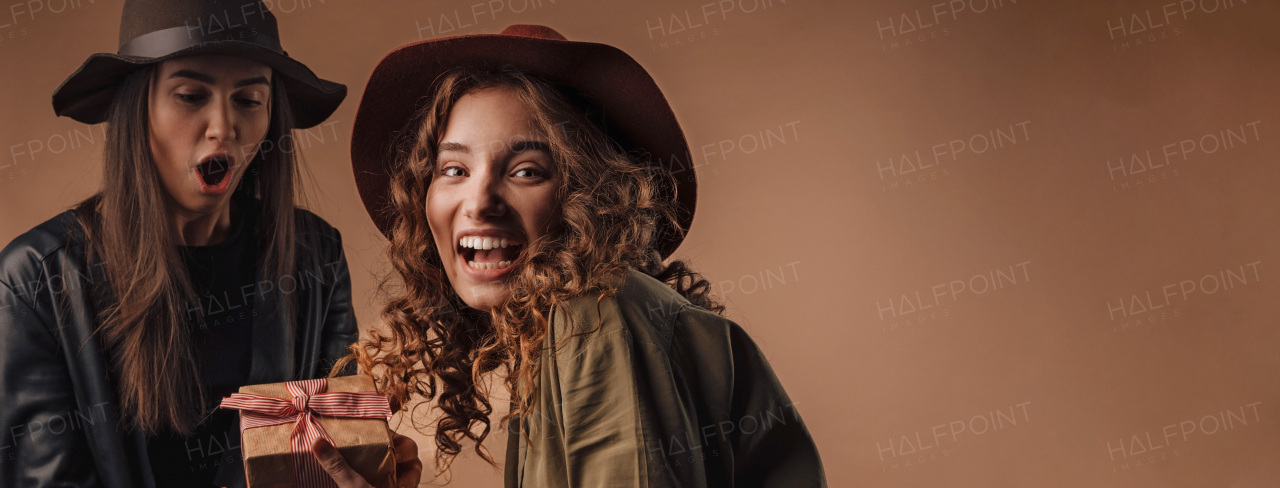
left=466, top=260, right=513, bottom=270
left=460, top=236, right=518, bottom=270
left=458, top=236, right=521, bottom=249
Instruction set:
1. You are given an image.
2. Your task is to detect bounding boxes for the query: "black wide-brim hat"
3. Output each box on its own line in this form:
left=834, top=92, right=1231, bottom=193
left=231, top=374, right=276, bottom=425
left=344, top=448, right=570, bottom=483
left=52, top=0, right=345, bottom=129
left=351, top=25, right=696, bottom=258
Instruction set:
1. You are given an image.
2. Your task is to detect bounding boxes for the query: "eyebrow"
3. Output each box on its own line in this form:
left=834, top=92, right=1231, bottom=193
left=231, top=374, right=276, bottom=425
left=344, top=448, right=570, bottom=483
left=168, top=69, right=270, bottom=88
left=436, top=139, right=551, bottom=155
left=169, top=69, right=214, bottom=84
left=438, top=141, right=469, bottom=153
left=509, top=139, right=551, bottom=154
left=235, top=76, right=270, bottom=88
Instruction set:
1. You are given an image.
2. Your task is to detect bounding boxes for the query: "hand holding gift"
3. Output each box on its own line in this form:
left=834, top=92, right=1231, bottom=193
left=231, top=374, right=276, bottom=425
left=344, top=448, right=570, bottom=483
left=220, top=375, right=421, bottom=488
left=313, top=432, right=422, bottom=488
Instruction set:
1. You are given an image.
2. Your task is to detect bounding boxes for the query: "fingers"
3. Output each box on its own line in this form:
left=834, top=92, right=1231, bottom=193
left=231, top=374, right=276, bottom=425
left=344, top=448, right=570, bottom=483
left=312, top=438, right=373, bottom=488
left=392, top=432, right=424, bottom=488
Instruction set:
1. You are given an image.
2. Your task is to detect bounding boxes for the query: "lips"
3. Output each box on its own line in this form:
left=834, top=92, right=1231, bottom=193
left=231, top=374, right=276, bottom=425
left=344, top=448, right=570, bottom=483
left=195, top=154, right=234, bottom=194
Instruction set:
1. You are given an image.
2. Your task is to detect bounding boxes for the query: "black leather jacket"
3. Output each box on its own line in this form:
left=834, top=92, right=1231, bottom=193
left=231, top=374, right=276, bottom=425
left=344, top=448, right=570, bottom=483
left=0, top=208, right=357, bottom=487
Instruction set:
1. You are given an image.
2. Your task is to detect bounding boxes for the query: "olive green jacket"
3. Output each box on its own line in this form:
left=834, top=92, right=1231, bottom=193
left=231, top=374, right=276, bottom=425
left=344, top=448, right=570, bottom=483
left=504, top=270, right=826, bottom=487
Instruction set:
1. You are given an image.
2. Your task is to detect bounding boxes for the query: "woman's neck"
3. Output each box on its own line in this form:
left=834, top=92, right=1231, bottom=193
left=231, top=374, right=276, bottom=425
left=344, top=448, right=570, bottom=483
left=172, top=199, right=237, bottom=246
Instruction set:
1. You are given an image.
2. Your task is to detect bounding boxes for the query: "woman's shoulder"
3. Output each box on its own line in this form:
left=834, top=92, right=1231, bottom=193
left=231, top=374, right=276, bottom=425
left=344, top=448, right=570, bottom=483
left=557, top=269, right=734, bottom=353
left=288, top=205, right=346, bottom=249
left=2, top=210, right=83, bottom=251
left=613, top=268, right=693, bottom=323
left=0, top=211, right=86, bottom=281
left=0, top=211, right=92, bottom=311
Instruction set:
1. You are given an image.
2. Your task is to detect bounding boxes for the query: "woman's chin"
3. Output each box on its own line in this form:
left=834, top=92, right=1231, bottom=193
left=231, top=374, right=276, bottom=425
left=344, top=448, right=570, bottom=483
left=455, top=286, right=511, bottom=312
left=450, top=279, right=511, bottom=312
left=448, top=257, right=520, bottom=309
left=172, top=194, right=231, bottom=217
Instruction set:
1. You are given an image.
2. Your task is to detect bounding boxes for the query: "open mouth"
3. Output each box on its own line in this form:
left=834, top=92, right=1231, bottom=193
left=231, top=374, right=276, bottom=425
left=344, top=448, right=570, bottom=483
left=196, top=155, right=231, bottom=188
left=457, top=236, right=523, bottom=271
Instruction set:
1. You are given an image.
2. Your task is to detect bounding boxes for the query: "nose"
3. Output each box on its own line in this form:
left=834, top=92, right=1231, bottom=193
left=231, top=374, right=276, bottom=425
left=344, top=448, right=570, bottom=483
left=204, top=98, right=237, bottom=143
left=461, top=167, right=507, bottom=221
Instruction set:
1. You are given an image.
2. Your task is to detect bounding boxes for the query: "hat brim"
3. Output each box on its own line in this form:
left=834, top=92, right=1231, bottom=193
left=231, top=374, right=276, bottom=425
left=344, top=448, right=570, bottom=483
left=350, top=33, right=696, bottom=258
left=52, top=41, right=346, bottom=129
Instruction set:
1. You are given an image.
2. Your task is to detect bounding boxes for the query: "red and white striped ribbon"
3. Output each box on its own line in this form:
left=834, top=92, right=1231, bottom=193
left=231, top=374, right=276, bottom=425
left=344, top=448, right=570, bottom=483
left=219, top=378, right=393, bottom=488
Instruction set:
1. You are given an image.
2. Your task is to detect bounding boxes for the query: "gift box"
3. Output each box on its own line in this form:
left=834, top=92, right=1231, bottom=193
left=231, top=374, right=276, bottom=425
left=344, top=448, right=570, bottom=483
left=220, top=375, right=397, bottom=488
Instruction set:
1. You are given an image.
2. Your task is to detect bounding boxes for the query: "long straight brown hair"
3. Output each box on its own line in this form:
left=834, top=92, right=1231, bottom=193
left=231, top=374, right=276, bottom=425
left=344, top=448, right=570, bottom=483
left=72, top=65, right=304, bottom=436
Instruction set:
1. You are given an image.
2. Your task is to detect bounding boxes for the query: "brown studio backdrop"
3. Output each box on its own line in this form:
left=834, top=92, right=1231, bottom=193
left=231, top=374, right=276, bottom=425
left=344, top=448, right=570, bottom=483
left=3, top=0, right=1279, bottom=486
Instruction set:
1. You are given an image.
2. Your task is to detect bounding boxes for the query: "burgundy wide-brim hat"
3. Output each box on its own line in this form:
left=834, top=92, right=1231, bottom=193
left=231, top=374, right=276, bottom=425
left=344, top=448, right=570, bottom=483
left=351, top=24, right=695, bottom=258
left=52, top=0, right=345, bottom=129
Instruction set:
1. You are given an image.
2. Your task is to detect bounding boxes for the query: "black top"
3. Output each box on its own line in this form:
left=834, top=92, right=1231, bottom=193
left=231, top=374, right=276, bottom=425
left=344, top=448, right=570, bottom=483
left=147, top=208, right=258, bottom=487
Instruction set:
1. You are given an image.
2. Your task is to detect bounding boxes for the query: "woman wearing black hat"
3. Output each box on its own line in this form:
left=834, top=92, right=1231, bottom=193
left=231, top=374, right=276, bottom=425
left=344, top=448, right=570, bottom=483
left=344, top=25, right=826, bottom=486
left=0, top=1, right=418, bottom=487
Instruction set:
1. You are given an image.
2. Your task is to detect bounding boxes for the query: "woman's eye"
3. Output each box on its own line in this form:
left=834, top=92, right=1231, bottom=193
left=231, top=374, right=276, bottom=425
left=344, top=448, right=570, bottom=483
left=440, top=166, right=467, bottom=177
left=176, top=93, right=207, bottom=104
left=236, top=97, right=264, bottom=109
left=513, top=167, right=545, bottom=179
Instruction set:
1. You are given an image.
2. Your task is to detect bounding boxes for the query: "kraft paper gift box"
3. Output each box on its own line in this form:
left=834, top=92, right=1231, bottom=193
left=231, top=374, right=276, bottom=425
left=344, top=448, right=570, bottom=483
left=221, top=375, right=396, bottom=488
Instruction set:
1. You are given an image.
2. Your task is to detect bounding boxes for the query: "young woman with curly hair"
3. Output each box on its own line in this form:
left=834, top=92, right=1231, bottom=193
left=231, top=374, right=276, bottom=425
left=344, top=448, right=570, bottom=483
left=346, top=24, right=826, bottom=487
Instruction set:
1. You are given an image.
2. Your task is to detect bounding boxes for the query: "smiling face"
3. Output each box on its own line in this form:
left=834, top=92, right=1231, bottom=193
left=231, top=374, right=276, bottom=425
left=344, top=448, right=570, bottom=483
left=426, top=87, right=563, bottom=310
left=148, top=55, right=272, bottom=219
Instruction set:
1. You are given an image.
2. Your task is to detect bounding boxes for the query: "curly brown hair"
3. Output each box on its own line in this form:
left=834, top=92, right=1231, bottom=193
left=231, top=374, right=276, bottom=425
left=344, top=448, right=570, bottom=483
left=338, top=66, right=722, bottom=473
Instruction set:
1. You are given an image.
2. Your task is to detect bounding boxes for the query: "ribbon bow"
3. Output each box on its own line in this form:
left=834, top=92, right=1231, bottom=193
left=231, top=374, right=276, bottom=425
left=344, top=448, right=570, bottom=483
left=220, top=378, right=393, bottom=488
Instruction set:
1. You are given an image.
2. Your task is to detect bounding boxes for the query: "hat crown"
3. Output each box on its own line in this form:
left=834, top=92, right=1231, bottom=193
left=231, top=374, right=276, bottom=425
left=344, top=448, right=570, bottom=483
left=54, top=0, right=346, bottom=128
left=352, top=24, right=696, bottom=257
left=117, top=0, right=279, bottom=50
left=498, top=24, right=568, bottom=41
